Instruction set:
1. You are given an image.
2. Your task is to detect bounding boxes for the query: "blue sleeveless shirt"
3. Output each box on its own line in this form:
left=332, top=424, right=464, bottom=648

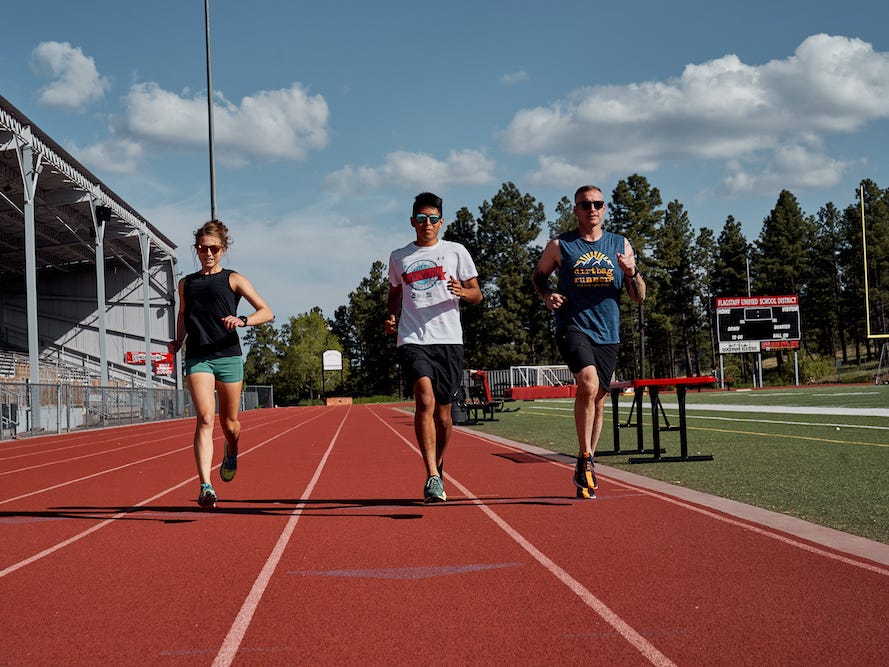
left=555, top=229, right=626, bottom=344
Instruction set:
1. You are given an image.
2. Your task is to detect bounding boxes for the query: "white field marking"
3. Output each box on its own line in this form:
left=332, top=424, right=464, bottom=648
left=526, top=406, right=889, bottom=432
left=530, top=399, right=889, bottom=418
left=682, top=415, right=889, bottom=432
left=0, top=411, right=302, bottom=501
left=212, top=408, right=348, bottom=667
left=458, top=429, right=889, bottom=579
left=0, top=410, right=328, bottom=579
left=371, top=407, right=677, bottom=667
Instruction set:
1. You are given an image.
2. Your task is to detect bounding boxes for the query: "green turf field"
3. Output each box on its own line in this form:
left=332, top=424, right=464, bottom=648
left=466, top=384, right=889, bottom=544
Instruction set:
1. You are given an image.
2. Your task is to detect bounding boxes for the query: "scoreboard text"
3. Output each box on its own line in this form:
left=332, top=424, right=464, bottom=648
left=715, top=295, right=801, bottom=354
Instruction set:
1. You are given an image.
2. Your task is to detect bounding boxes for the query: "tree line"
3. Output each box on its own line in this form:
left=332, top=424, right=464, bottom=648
left=243, top=175, right=889, bottom=404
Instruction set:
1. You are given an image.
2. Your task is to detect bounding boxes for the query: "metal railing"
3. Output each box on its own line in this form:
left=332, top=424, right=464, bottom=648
left=0, top=382, right=274, bottom=440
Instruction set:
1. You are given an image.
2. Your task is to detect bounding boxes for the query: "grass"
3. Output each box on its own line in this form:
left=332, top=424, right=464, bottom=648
left=464, top=384, right=889, bottom=544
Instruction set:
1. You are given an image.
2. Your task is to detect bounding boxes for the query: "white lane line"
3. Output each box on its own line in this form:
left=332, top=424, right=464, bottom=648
left=460, top=429, right=889, bottom=578
left=0, top=411, right=303, bottom=502
left=212, top=408, right=349, bottom=667
left=371, top=407, right=677, bottom=667
left=0, top=411, right=328, bottom=579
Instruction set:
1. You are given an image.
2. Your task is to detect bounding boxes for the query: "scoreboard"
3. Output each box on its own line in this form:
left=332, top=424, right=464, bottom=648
left=716, top=295, right=801, bottom=353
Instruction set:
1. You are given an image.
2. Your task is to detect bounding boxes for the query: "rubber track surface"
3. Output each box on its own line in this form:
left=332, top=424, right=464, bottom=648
left=2, top=404, right=888, bottom=665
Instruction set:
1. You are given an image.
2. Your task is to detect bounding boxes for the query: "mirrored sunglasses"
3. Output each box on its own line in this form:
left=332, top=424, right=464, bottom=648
left=414, top=214, right=442, bottom=224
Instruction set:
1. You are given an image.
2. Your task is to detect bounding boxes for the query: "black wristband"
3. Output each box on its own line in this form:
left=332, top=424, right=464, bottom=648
left=629, top=267, right=639, bottom=278
left=238, top=315, right=249, bottom=326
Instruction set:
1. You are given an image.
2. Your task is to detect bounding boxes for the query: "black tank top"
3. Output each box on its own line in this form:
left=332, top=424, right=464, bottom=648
left=183, top=269, right=242, bottom=360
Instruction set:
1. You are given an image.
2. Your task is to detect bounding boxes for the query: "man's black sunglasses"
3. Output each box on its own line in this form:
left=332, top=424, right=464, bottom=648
left=577, top=200, right=605, bottom=211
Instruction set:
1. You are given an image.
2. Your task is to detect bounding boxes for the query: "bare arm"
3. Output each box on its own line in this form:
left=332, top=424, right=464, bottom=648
left=385, top=283, right=402, bottom=335
left=617, top=239, right=646, bottom=303
left=447, top=275, right=482, bottom=305
left=223, top=272, right=275, bottom=329
left=532, top=239, right=567, bottom=311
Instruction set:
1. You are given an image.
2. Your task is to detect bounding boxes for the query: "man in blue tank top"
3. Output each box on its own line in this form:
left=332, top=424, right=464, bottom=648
left=532, top=185, right=646, bottom=499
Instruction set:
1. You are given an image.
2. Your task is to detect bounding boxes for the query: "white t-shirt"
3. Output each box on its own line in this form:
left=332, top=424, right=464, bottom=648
left=388, top=239, right=478, bottom=346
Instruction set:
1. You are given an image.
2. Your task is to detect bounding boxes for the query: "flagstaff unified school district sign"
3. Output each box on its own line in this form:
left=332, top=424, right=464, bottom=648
left=715, top=295, right=801, bottom=354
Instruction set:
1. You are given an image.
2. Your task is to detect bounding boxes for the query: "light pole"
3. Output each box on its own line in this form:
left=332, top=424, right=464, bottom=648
left=204, top=0, right=217, bottom=221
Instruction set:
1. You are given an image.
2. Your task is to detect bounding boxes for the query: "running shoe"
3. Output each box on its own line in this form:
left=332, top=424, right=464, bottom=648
left=576, top=486, right=596, bottom=500
left=423, top=475, right=447, bottom=504
left=573, top=453, right=598, bottom=491
left=220, top=443, right=237, bottom=483
left=198, top=483, right=217, bottom=508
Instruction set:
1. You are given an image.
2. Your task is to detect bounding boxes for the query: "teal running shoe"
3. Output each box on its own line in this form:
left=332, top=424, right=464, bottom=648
left=198, top=483, right=217, bottom=508
left=423, top=475, right=447, bottom=504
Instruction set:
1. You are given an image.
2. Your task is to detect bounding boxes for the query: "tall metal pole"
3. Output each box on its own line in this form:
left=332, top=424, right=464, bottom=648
left=204, top=0, right=217, bottom=221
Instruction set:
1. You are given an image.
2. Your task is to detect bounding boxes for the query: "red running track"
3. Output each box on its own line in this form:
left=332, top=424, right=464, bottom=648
left=2, top=404, right=888, bottom=665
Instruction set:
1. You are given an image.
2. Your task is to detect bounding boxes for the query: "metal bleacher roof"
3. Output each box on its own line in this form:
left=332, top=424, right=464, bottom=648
left=0, top=94, right=176, bottom=276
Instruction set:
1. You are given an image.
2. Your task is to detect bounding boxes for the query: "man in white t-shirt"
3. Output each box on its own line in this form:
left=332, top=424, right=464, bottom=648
left=386, top=192, right=482, bottom=503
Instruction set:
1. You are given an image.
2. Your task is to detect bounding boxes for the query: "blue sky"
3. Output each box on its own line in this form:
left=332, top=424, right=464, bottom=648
left=4, top=1, right=889, bottom=323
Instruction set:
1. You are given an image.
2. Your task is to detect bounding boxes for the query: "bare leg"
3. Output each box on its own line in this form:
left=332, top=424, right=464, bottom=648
left=433, top=401, right=453, bottom=474
left=186, top=373, right=217, bottom=484
left=413, top=377, right=440, bottom=478
left=216, top=378, right=243, bottom=458
left=573, top=366, right=608, bottom=456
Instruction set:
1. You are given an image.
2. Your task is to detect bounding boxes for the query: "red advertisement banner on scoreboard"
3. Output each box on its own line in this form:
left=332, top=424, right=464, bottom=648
left=760, top=340, right=800, bottom=350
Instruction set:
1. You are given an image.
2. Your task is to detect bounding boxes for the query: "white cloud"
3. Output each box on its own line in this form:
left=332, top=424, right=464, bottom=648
left=71, top=138, right=144, bottom=174
left=501, top=34, right=889, bottom=194
left=147, top=201, right=390, bottom=320
left=720, top=141, right=852, bottom=195
left=30, top=41, right=110, bottom=110
left=83, top=81, right=331, bottom=168
left=324, top=149, right=496, bottom=193
left=500, top=70, right=529, bottom=85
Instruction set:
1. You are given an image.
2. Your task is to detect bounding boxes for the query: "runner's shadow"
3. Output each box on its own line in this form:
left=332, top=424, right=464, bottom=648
left=2, top=494, right=571, bottom=526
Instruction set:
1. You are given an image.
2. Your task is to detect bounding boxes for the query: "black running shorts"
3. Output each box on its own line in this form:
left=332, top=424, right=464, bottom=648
left=398, top=344, right=464, bottom=404
left=555, top=325, right=619, bottom=391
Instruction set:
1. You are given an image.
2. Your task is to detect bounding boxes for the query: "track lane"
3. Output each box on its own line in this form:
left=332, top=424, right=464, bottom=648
left=2, top=404, right=888, bottom=665
left=230, top=405, right=672, bottom=665
left=443, top=423, right=889, bottom=665
left=1, top=406, right=345, bottom=663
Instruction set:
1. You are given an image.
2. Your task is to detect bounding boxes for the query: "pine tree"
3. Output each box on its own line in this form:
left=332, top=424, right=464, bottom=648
left=609, top=174, right=664, bottom=378
left=653, top=200, right=698, bottom=376
left=330, top=261, right=398, bottom=396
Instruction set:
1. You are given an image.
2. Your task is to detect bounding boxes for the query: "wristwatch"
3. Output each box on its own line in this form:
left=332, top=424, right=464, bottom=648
left=238, top=315, right=249, bottom=326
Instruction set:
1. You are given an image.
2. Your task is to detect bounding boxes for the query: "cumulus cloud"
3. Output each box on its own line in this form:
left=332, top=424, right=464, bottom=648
left=501, top=34, right=889, bottom=193
left=71, top=138, right=144, bottom=174
left=147, top=200, right=388, bottom=319
left=120, top=82, right=330, bottom=166
left=324, top=149, right=496, bottom=193
left=30, top=41, right=110, bottom=110
left=720, top=140, right=853, bottom=195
